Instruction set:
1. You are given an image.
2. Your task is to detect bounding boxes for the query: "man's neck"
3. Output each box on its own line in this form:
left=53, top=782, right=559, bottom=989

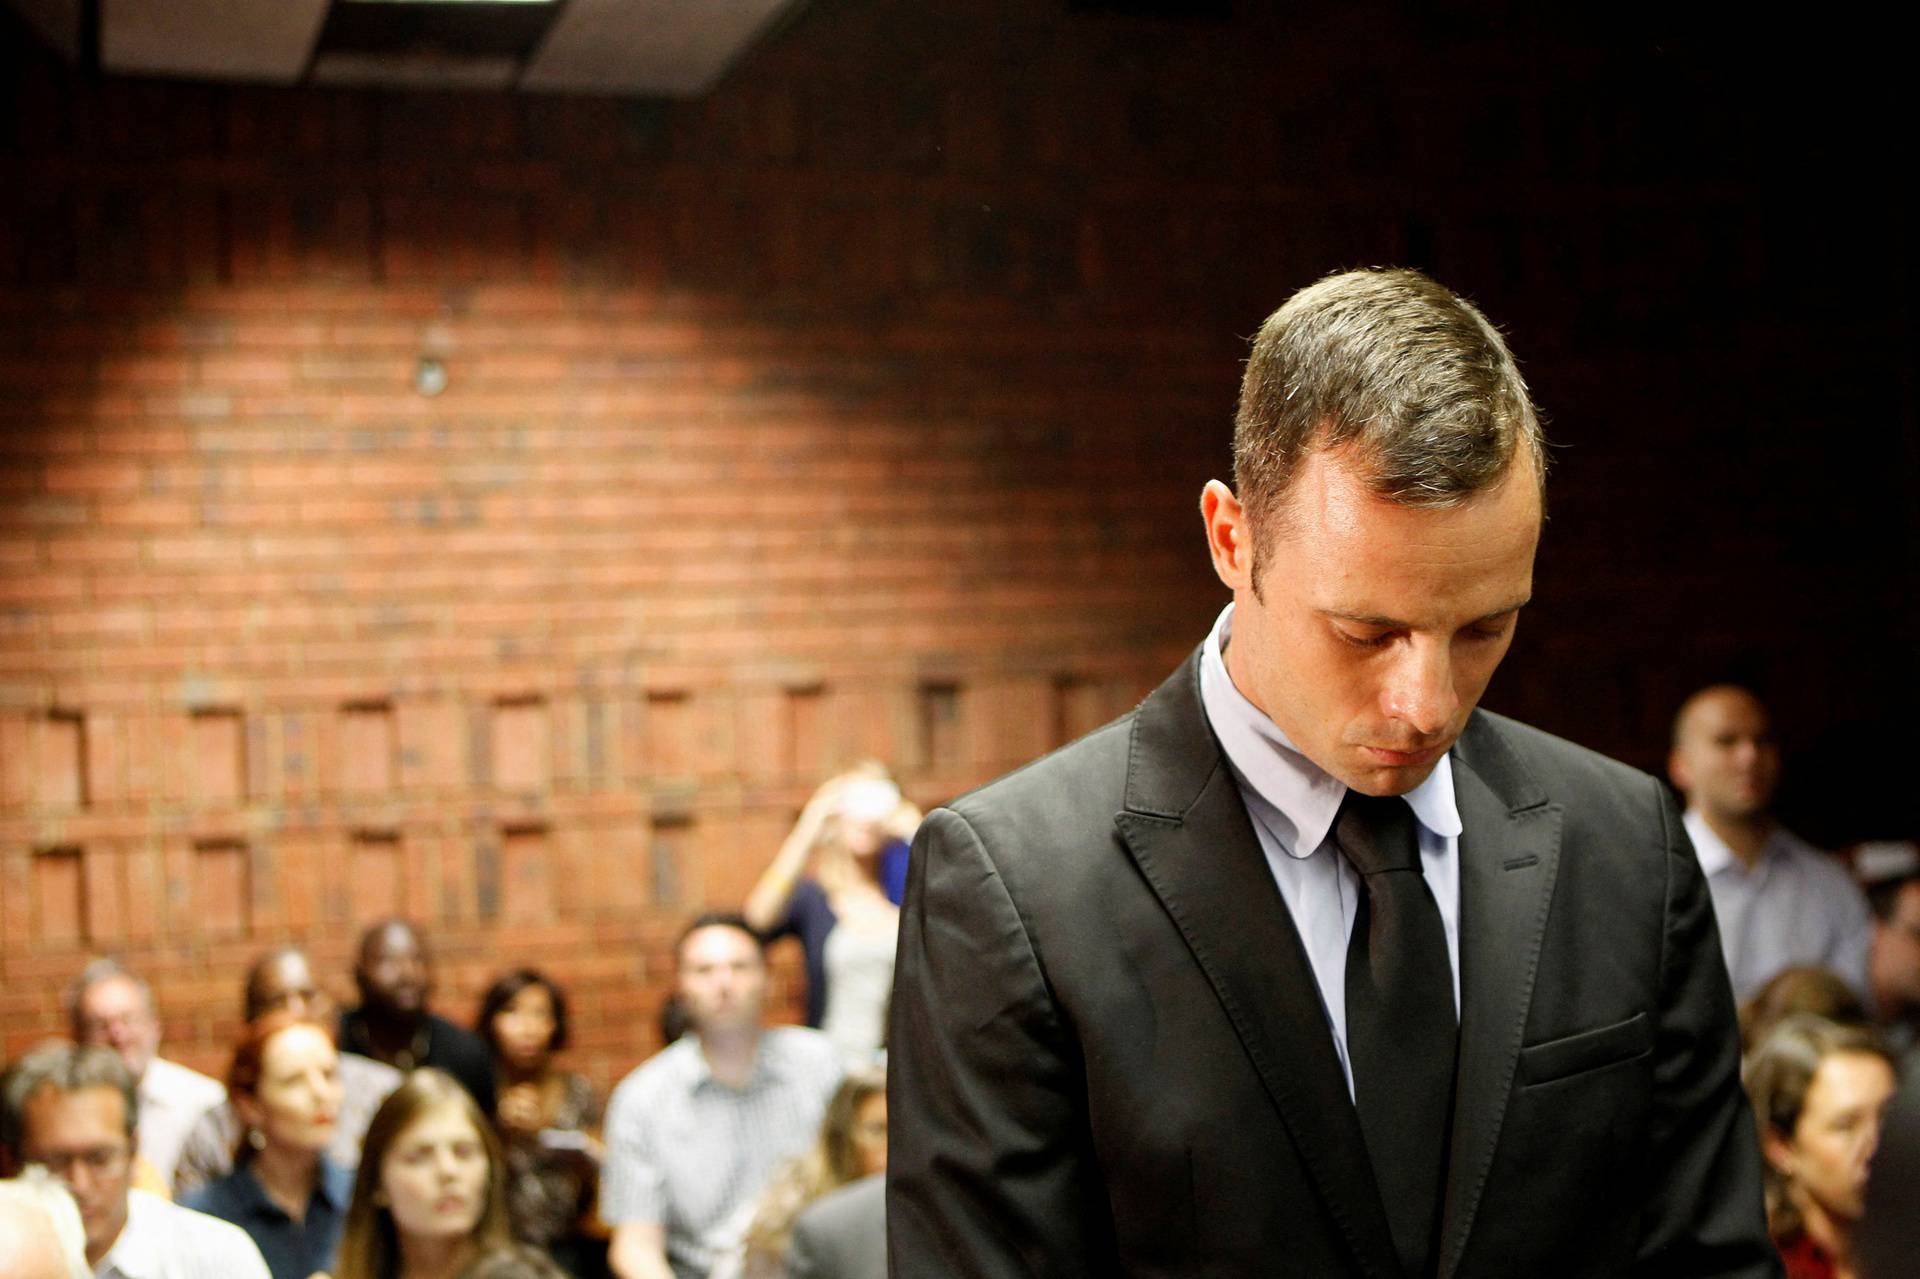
left=1699, top=808, right=1775, bottom=867
left=356, top=1006, right=428, bottom=1062
left=698, top=1026, right=764, bottom=1089
left=86, top=1204, right=129, bottom=1269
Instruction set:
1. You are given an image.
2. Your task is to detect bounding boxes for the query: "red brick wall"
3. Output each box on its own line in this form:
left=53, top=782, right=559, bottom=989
left=2, top=2, right=1914, bottom=1091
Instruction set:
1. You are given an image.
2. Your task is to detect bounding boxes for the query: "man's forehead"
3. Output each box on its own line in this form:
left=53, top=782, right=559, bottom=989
left=1683, top=689, right=1770, bottom=738
left=681, top=925, right=759, bottom=965
left=255, top=952, right=316, bottom=993
left=364, top=922, right=423, bottom=962
left=25, top=1083, right=126, bottom=1134
left=81, top=975, right=147, bottom=1015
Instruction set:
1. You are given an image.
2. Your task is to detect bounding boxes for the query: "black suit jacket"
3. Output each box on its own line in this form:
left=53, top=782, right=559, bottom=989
left=887, top=650, right=1777, bottom=1278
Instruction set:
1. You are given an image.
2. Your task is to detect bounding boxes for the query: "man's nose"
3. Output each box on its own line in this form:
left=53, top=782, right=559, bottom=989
left=1382, top=642, right=1458, bottom=737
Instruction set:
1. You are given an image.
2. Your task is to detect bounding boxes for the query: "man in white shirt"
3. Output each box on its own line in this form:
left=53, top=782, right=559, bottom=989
left=0, top=1042, right=268, bottom=1279
left=66, top=961, right=224, bottom=1189
left=602, top=913, right=842, bottom=1279
left=1668, top=684, right=1871, bottom=1001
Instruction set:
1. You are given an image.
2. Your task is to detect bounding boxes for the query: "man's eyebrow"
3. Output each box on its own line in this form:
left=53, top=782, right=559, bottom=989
left=1321, top=597, right=1532, bottom=629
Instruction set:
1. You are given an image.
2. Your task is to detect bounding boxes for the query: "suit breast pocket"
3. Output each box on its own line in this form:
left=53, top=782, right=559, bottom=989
left=1517, top=1012, right=1653, bottom=1089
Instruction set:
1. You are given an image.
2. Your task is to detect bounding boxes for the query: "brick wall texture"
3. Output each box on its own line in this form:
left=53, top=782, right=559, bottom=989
left=1, top=2, right=1914, bottom=1092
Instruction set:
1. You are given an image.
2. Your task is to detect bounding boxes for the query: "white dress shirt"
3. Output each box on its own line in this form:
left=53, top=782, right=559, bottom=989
left=1684, top=810, right=1872, bottom=1002
left=94, top=1189, right=270, bottom=1279
left=134, top=1057, right=225, bottom=1188
left=1198, top=603, right=1462, bottom=1098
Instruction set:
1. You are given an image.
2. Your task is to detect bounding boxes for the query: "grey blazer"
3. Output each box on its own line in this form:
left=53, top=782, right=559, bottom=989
left=787, top=1174, right=885, bottom=1279
left=887, top=648, right=1778, bottom=1278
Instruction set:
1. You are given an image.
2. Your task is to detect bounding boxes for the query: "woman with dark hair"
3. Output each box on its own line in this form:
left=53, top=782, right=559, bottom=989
left=476, top=969, right=604, bottom=1275
left=1745, top=1014, right=1897, bottom=1279
left=183, top=1010, right=351, bottom=1279
left=336, top=1069, right=515, bottom=1279
left=724, top=1065, right=888, bottom=1279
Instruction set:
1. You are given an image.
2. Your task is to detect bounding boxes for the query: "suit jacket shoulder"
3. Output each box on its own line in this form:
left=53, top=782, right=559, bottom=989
left=789, top=1175, right=886, bottom=1279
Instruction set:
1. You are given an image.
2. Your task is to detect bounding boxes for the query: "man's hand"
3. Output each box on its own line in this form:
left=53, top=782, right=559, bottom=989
left=608, top=1220, right=675, bottom=1279
left=497, top=1081, right=544, bottom=1135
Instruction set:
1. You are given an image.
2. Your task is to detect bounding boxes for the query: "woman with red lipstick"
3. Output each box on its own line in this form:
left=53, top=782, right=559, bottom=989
left=183, top=1010, right=353, bottom=1279
left=338, top=1069, right=514, bottom=1279
left=1745, top=1015, right=1897, bottom=1279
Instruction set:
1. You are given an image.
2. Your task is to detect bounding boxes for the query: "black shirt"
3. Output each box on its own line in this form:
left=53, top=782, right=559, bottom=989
left=338, top=1008, right=498, bottom=1115
left=183, top=1156, right=353, bottom=1279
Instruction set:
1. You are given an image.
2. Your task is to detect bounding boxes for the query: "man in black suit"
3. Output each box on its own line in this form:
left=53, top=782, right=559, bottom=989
left=887, top=268, right=1777, bottom=1277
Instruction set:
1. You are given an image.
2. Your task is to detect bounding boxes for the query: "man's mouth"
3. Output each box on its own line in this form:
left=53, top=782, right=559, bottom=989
left=1362, top=743, right=1442, bottom=766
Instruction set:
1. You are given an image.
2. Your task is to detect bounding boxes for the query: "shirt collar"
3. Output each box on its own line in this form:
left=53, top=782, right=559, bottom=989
left=97, top=1189, right=162, bottom=1279
left=686, top=1032, right=783, bottom=1094
left=1198, top=603, right=1461, bottom=858
left=229, top=1155, right=352, bottom=1220
left=1683, top=809, right=1786, bottom=878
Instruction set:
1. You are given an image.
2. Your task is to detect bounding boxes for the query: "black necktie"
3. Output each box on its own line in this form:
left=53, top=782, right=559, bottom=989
left=1338, top=790, right=1457, bottom=1279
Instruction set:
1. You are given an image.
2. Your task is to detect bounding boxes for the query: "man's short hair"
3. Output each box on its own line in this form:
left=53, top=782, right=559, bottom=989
left=1232, top=267, right=1545, bottom=553
left=675, top=911, right=766, bottom=964
left=1, top=1042, right=139, bottom=1153
left=62, top=957, right=152, bottom=1037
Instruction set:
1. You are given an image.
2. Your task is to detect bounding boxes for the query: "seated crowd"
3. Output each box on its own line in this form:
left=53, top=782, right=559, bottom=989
left=1, top=726, right=1915, bottom=1279
left=0, top=906, right=894, bottom=1277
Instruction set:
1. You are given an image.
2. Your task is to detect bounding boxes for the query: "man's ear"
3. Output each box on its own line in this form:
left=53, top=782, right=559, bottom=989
left=1200, top=480, right=1255, bottom=592
left=1667, top=748, right=1691, bottom=794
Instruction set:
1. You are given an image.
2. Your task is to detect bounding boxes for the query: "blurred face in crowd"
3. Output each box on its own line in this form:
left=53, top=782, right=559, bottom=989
left=75, top=976, right=159, bottom=1083
left=236, top=1024, right=342, bottom=1157
left=248, top=950, right=329, bottom=1022
left=1669, top=686, right=1781, bottom=822
left=1871, top=880, right=1920, bottom=1015
left=18, top=1085, right=132, bottom=1266
left=1202, top=446, right=1539, bottom=798
left=490, top=983, right=559, bottom=1075
left=852, top=1092, right=888, bottom=1178
left=380, top=1100, right=490, bottom=1246
left=358, top=923, right=430, bottom=1019
left=677, top=925, right=767, bottom=1039
left=1766, top=1050, right=1895, bottom=1227
left=835, top=778, right=900, bottom=861
left=0, top=1198, right=73, bottom=1279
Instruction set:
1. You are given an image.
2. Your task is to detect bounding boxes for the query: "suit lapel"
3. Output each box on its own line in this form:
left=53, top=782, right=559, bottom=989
left=1115, top=652, right=1403, bottom=1279
left=1437, top=716, right=1563, bottom=1279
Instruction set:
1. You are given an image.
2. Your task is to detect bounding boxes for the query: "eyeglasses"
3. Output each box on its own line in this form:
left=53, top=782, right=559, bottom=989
left=30, top=1144, right=131, bottom=1180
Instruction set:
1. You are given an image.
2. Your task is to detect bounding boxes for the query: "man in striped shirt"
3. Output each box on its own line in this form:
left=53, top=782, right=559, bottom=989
left=603, top=912, right=843, bottom=1279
